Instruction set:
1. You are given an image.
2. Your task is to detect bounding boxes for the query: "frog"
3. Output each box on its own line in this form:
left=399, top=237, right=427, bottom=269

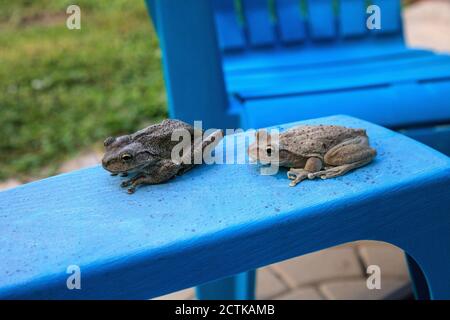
left=247, top=124, right=377, bottom=186
left=102, top=119, right=223, bottom=193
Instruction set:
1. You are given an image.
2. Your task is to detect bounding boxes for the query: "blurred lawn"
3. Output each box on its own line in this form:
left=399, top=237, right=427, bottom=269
left=0, top=0, right=166, bottom=180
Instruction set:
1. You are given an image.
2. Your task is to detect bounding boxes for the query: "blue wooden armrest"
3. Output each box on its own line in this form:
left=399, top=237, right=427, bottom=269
left=1, top=115, right=449, bottom=299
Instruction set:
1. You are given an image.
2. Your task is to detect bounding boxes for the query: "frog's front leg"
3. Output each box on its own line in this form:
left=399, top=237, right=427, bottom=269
left=287, top=157, right=322, bottom=187
left=125, top=160, right=182, bottom=194
left=308, top=136, right=376, bottom=180
left=120, top=173, right=145, bottom=188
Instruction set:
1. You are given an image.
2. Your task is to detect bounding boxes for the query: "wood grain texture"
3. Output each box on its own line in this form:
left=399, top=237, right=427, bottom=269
left=0, top=115, right=449, bottom=299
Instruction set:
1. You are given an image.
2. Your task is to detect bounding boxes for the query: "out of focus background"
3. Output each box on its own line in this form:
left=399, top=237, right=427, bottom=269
left=0, top=0, right=449, bottom=299
left=0, top=0, right=166, bottom=184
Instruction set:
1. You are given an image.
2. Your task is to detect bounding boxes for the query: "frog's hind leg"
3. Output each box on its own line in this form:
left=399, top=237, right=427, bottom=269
left=307, top=137, right=376, bottom=180
left=288, top=157, right=322, bottom=187
left=307, top=158, right=373, bottom=180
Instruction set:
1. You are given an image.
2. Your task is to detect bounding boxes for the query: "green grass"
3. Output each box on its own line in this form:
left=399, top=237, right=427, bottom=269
left=0, top=0, right=166, bottom=180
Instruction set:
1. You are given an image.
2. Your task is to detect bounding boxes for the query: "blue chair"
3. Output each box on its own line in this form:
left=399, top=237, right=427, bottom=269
left=0, top=115, right=449, bottom=299
left=146, top=0, right=450, bottom=299
left=146, top=0, right=450, bottom=156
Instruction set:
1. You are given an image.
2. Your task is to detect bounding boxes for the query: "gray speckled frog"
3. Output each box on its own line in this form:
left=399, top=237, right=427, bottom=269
left=102, top=119, right=222, bottom=193
left=248, top=124, right=377, bottom=186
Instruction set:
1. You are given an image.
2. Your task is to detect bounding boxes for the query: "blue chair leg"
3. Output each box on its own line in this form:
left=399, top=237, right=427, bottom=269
left=405, top=253, right=430, bottom=300
left=401, top=223, right=450, bottom=300
left=196, top=270, right=256, bottom=300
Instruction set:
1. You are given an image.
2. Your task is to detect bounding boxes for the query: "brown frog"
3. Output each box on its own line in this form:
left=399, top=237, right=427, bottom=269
left=247, top=125, right=377, bottom=186
left=102, top=119, right=223, bottom=193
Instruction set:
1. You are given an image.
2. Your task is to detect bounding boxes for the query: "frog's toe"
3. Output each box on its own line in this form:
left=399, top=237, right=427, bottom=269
left=287, top=171, right=297, bottom=180
left=127, top=187, right=136, bottom=194
left=289, top=177, right=305, bottom=187
left=288, top=172, right=309, bottom=186
left=110, top=173, right=118, bottom=176
left=120, top=172, right=128, bottom=177
left=287, top=168, right=306, bottom=180
left=121, top=180, right=131, bottom=188
left=307, top=172, right=317, bottom=179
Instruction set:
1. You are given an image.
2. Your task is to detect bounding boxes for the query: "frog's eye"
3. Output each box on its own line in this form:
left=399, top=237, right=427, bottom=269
left=121, top=153, right=133, bottom=161
left=266, top=146, right=273, bottom=156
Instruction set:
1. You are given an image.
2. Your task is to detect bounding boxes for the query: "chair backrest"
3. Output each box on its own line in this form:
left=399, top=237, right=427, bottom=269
left=145, top=0, right=407, bottom=130
left=213, top=0, right=403, bottom=52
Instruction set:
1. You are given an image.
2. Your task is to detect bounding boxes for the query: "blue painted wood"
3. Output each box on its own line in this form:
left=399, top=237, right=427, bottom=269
left=212, top=0, right=246, bottom=51
left=339, top=0, right=367, bottom=38
left=242, top=0, right=275, bottom=47
left=227, top=53, right=450, bottom=92
left=406, top=253, right=430, bottom=300
left=1, top=115, right=449, bottom=299
left=222, top=39, right=411, bottom=74
left=146, top=0, right=446, bottom=136
left=275, top=0, right=306, bottom=44
left=400, top=125, right=450, bottom=157
left=235, top=53, right=450, bottom=129
left=196, top=270, right=256, bottom=300
left=240, top=82, right=450, bottom=130
left=306, top=0, right=335, bottom=40
left=208, top=0, right=404, bottom=53
left=147, top=0, right=238, bottom=129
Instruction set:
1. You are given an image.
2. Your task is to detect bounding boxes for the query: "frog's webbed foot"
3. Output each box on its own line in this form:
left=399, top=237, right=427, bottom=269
left=287, top=168, right=309, bottom=187
left=307, top=159, right=372, bottom=180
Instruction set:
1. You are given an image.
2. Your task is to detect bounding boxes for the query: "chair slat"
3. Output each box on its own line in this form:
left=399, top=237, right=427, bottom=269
left=339, top=0, right=367, bottom=38
left=371, top=0, right=402, bottom=35
left=306, top=0, right=335, bottom=40
left=275, top=0, right=306, bottom=43
left=242, top=0, right=275, bottom=47
left=212, top=0, right=246, bottom=50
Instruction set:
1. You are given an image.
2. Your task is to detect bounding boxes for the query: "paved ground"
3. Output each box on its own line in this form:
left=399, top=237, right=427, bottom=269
left=1, top=0, right=449, bottom=300
left=155, top=241, right=412, bottom=300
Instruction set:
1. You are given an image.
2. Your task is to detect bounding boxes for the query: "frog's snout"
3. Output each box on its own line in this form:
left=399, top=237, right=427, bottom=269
left=101, top=156, right=117, bottom=172
left=101, top=157, right=108, bottom=168
left=101, top=157, right=112, bottom=171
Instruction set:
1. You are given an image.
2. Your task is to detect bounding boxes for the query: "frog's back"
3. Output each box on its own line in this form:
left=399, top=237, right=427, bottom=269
left=132, top=119, right=192, bottom=140
left=281, top=125, right=367, bottom=157
left=132, top=119, right=195, bottom=156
